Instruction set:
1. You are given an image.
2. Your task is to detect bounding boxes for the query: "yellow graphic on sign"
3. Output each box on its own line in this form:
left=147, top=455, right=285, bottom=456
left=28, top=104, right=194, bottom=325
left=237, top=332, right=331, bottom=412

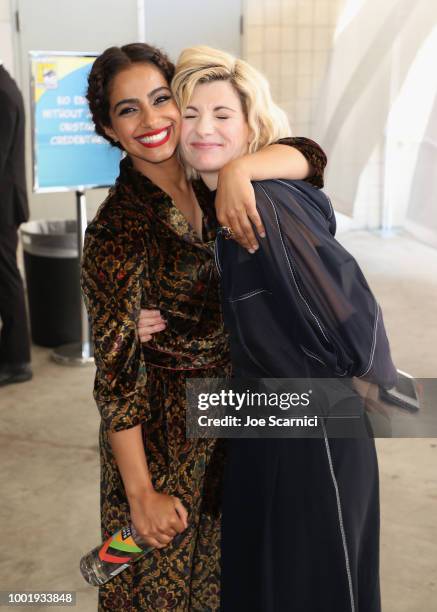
left=32, top=56, right=94, bottom=104
left=35, top=62, right=57, bottom=88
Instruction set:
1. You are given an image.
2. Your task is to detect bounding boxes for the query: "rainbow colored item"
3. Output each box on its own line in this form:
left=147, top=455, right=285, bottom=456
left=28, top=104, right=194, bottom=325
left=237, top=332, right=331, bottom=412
left=98, top=526, right=143, bottom=565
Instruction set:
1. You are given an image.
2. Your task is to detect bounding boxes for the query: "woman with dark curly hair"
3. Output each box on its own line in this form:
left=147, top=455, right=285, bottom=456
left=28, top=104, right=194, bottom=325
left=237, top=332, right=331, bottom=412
left=81, top=42, right=327, bottom=611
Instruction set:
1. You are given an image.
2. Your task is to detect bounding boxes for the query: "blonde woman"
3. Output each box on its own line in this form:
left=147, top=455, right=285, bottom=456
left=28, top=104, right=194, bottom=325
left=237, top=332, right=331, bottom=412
left=164, top=46, right=394, bottom=612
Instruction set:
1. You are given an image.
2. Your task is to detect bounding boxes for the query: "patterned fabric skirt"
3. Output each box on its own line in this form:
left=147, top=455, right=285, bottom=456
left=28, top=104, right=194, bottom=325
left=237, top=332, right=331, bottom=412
left=97, top=364, right=228, bottom=611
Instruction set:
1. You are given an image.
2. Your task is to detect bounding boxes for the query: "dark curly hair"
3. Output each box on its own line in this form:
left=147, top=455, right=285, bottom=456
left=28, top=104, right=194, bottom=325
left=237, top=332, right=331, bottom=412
left=87, top=43, right=175, bottom=149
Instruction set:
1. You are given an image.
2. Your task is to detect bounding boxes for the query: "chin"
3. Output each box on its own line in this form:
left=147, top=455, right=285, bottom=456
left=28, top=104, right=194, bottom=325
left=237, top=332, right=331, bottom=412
left=188, top=159, right=226, bottom=173
left=150, top=151, right=177, bottom=164
left=131, top=148, right=174, bottom=167
left=141, top=142, right=178, bottom=163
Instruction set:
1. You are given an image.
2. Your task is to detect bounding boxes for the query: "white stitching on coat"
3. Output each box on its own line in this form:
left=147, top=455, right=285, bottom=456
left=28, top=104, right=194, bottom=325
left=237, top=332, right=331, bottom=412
left=322, top=421, right=356, bottom=612
left=228, top=289, right=269, bottom=303
left=357, top=301, right=379, bottom=378
left=300, top=345, right=327, bottom=367
left=258, top=184, right=331, bottom=345
left=275, top=179, right=334, bottom=220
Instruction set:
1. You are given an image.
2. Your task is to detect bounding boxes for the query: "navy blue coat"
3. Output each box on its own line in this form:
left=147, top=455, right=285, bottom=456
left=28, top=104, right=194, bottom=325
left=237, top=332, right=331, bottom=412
left=216, top=178, right=397, bottom=387
left=216, top=179, right=396, bottom=612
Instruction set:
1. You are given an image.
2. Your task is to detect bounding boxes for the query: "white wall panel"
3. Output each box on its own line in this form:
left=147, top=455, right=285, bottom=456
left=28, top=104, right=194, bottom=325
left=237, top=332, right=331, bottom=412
left=143, top=0, right=241, bottom=63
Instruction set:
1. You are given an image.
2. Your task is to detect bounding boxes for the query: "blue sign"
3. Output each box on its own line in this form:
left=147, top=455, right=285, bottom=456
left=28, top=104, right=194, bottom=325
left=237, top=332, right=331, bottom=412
left=30, top=53, right=120, bottom=192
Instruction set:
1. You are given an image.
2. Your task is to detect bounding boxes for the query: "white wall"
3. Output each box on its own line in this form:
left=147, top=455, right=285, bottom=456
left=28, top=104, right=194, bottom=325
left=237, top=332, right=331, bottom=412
left=243, top=0, right=437, bottom=244
left=314, top=0, right=436, bottom=231
left=142, top=0, right=242, bottom=62
left=0, top=0, right=14, bottom=75
left=243, top=0, right=343, bottom=135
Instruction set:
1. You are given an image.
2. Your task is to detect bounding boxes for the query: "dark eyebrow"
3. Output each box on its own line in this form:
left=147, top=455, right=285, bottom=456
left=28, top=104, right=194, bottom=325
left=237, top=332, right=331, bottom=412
left=113, top=87, right=171, bottom=112
left=185, top=105, right=236, bottom=113
left=113, top=98, right=140, bottom=112
left=148, top=86, right=171, bottom=98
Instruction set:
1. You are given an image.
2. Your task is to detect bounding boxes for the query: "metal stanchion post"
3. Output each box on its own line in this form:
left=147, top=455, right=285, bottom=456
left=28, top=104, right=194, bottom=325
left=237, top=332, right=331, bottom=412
left=51, top=190, right=94, bottom=365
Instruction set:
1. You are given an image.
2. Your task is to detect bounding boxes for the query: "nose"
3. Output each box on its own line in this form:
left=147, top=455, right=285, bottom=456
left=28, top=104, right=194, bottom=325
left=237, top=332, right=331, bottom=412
left=195, top=114, right=215, bottom=137
left=139, top=105, right=162, bottom=130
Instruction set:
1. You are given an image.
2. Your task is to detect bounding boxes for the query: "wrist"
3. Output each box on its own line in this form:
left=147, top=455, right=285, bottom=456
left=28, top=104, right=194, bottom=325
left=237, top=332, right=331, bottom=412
left=125, top=478, right=155, bottom=501
left=220, top=156, right=252, bottom=182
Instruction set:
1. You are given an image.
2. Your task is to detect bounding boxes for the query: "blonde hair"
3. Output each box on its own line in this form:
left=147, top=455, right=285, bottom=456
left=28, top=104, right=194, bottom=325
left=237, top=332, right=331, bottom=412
left=172, top=45, right=291, bottom=175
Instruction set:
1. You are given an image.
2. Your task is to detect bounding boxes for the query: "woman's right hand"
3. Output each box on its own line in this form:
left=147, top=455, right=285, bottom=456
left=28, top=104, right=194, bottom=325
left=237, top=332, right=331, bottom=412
left=137, top=309, right=166, bottom=342
left=128, top=488, right=188, bottom=549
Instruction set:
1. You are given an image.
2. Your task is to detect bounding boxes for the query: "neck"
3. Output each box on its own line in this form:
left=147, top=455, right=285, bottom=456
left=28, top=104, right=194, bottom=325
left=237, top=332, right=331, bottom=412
left=131, top=153, right=189, bottom=195
left=199, top=171, right=219, bottom=191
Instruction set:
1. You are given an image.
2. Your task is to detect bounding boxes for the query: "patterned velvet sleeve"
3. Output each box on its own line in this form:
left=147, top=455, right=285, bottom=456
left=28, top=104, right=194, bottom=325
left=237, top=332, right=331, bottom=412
left=277, top=136, right=327, bottom=188
left=81, top=224, right=149, bottom=432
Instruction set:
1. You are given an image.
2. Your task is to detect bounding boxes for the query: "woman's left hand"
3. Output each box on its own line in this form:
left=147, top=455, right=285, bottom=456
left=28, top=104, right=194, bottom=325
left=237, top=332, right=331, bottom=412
left=215, top=160, right=266, bottom=253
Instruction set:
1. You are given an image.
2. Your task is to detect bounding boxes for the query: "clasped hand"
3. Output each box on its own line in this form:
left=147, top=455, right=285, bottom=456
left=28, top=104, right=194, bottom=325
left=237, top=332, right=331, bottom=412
left=129, top=488, right=188, bottom=549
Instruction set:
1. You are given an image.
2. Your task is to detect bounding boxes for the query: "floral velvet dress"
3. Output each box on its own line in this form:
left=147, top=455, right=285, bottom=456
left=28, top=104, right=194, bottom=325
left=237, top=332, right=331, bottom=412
left=81, top=138, right=327, bottom=611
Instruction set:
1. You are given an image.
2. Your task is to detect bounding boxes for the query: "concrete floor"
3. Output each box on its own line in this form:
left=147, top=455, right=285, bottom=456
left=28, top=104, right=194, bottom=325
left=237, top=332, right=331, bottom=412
left=0, top=230, right=436, bottom=612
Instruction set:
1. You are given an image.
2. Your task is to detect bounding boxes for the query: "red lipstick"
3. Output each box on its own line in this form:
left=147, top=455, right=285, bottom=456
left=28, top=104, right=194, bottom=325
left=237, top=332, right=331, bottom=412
left=135, top=126, right=172, bottom=148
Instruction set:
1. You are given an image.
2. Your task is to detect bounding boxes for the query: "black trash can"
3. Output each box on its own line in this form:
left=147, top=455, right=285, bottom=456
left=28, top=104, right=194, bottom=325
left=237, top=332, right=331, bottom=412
left=20, top=220, right=81, bottom=347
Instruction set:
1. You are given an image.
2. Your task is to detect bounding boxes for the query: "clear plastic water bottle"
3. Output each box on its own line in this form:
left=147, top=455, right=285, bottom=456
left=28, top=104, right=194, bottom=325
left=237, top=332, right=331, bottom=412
left=80, top=523, right=153, bottom=586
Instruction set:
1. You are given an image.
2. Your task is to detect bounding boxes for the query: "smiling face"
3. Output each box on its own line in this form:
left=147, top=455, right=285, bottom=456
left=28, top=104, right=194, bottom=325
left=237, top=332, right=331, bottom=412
left=104, top=63, right=181, bottom=172
left=180, top=80, right=251, bottom=188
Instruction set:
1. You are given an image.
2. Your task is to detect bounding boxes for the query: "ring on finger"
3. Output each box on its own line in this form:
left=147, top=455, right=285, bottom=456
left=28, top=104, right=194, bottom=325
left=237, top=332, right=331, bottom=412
left=220, top=226, right=234, bottom=240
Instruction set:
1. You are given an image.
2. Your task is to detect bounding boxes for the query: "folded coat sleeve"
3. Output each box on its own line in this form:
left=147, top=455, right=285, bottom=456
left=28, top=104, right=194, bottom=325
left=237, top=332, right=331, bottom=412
left=81, top=224, right=150, bottom=431
left=277, top=137, right=328, bottom=189
left=253, top=180, right=397, bottom=388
